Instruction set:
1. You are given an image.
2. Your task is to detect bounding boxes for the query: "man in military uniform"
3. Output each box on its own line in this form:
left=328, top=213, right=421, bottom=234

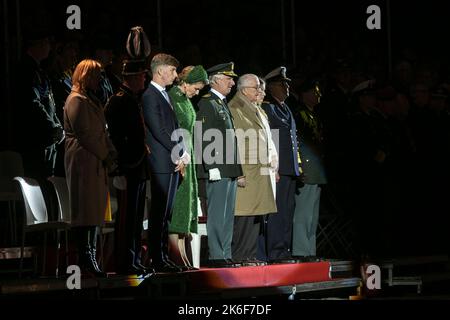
left=14, top=29, right=65, bottom=220
left=104, top=59, right=152, bottom=275
left=292, top=79, right=327, bottom=260
left=196, top=62, right=243, bottom=267
left=15, top=29, right=65, bottom=179
left=260, top=66, right=300, bottom=262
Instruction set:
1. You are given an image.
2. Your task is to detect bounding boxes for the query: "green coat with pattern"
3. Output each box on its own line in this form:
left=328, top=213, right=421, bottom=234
left=168, top=86, right=198, bottom=234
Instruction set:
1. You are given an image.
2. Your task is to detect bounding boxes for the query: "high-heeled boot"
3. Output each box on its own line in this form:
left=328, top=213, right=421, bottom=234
left=74, top=226, right=106, bottom=277
left=88, top=227, right=106, bottom=277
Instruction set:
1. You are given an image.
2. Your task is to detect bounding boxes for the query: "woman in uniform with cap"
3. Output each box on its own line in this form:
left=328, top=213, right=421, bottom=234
left=168, top=65, right=209, bottom=270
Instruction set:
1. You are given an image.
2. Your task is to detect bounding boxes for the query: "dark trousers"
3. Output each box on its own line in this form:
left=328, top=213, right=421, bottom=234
left=261, top=175, right=296, bottom=261
left=148, top=172, right=179, bottom=264
left=114, top=176, right=147, bottom=269
left=206, top=178, right=237, bottom=260
left=232, top=216, right=261, bottom=262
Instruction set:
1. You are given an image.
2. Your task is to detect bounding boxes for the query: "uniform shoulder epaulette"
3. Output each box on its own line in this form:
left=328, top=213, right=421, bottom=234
left=117, top=91, right=125, bottom=97
left=262, top=100, right=270, bottom=104
left=202, top=93, right=211, bottom=98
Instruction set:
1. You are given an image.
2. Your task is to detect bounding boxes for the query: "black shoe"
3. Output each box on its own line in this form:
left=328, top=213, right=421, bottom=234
left=171, top=264, right=190, bottom=272
left=242, top=259, right=267, bottom=266
left=151, top=262, right=181, bottom=273
left=79, top=248, right=107, bottom=277
left=90, top=248, right=106, bottom=273
left=207, top=259, right=231, bottom=268
left=306, top=256, right=323, bottom=262
left=292, top=256, right=309, bottom=263
left=164, top=259, right=184, bottom=272
left=225, top=259, right=242, bottom=267
left=187, top=265, right=199, bottom=271
left=135, top=262, right=155, bottom=275
left=80, top=263, right=107, bottom=277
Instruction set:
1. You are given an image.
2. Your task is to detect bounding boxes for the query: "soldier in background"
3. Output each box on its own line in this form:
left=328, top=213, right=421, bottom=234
left=14, top=28, right=65, bottom=220
left=292, top=79, right=327, bottom=261
left=260, top=66, right=300, bottom=263
left=48, top=31, right=81, bottom=177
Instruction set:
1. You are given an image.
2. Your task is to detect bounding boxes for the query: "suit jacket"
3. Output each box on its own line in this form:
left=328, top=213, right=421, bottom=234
left=196, top=91, right=243, bottom=179
left=142, top=83, right=183, bottom=174
left=229, top=92, right=277, bottom=216
left=261, top=94, right=300, bottom=177
left=104, top=85, right=150, bottom=179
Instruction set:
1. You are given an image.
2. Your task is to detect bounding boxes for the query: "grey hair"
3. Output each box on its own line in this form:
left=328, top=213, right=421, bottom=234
left=237, top=74, right=259, bottom=91
left=150, top=53, right=179, bottom=74
left=209, top=74, right=227, bottom=86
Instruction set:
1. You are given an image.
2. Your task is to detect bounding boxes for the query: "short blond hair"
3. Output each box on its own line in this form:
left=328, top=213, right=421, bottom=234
left=72, top=59, right=102, bottom=93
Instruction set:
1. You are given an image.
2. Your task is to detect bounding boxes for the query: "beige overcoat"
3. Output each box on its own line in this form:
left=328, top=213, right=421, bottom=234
left=229, top=92, right=277, bottom=216
left=64, top=91, right=115, bottom=226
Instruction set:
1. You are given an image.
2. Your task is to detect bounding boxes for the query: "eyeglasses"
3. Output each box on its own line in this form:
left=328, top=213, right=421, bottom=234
left=243, top=86, right=263, bottom=91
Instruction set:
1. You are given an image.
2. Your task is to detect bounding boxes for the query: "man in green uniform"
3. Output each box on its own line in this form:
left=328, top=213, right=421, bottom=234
left=196, top=62, right=243, bottom=267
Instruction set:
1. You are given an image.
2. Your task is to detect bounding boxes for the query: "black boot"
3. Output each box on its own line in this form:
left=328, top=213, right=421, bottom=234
left=133, top=246, right=154, bottom=276
left=88, top=227, right=106, bottom=277
left=73, top=226, right=106, bottom=277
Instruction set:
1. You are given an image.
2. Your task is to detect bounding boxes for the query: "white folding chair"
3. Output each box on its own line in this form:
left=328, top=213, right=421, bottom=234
left=14, top=177, right=70, bottom=278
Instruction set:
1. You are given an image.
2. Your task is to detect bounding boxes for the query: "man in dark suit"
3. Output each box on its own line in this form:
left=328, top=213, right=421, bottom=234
left=196, top=62, right=243, bottom=267
left=260, top=66, right=300, bottom=262
left=104, top=59, right=152, bottom=275
left=142, top=53, right=188, bottom=273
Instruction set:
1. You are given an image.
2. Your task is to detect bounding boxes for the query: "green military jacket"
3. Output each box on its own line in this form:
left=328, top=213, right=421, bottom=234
left=195, top=91, right=243, bottom=179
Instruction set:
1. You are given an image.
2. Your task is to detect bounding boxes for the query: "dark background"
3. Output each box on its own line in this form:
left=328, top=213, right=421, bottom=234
left=2, top=0, right=450, bottom=147
left=1, top=0, right=450, bottom=258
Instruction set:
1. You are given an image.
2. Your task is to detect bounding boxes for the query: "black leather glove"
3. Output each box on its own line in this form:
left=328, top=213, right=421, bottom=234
left=52, top=126, right=65, bottom=144
left=296, top=173, right=306, bottom=189
left=103, top=151, right=119, bottom=175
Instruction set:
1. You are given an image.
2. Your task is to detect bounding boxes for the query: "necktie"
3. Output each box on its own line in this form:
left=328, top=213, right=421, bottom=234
left=162, top=89, right=173, bottom=110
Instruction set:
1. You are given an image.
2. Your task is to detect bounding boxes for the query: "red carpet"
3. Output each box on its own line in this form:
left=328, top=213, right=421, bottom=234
left=185, top=262, right=331, bottom=291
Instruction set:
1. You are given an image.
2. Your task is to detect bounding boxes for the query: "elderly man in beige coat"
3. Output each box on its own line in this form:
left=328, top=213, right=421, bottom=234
left=229, top=74, right=278, bottom=265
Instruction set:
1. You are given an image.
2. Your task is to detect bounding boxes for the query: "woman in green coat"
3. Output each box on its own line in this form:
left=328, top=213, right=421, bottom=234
left=168, top=65, right=208, bottom=269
